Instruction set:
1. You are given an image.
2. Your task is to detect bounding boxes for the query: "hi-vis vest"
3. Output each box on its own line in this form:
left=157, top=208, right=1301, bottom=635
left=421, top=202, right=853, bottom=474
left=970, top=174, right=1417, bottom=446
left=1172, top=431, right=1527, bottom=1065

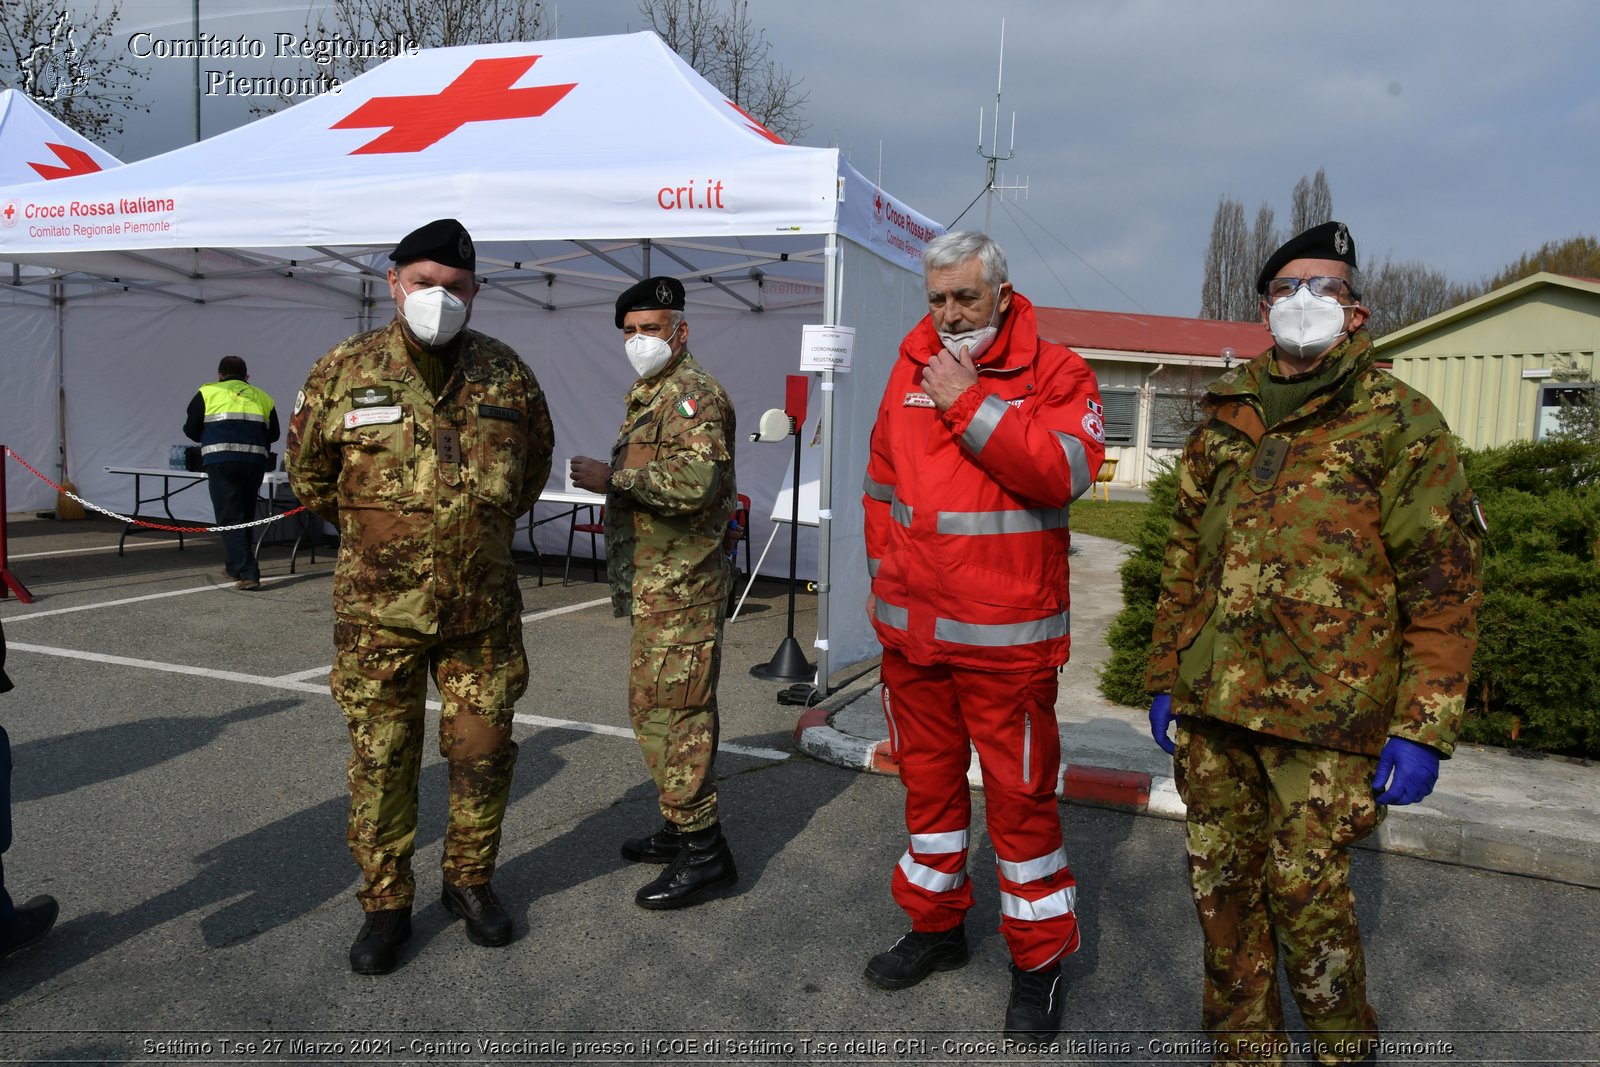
left=198, top=379, right=274, bottom=466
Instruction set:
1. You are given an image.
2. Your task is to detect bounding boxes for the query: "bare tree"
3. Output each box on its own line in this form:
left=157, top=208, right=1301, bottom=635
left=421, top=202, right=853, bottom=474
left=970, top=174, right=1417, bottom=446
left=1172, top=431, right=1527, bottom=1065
left=1359, top=256, right=1471, bottom=337
left=1484, top=233, right=1600, bottom=291
left=1200, top=196, right=1253, bottom=321
left=255, top=0, right=552, bottom=112
left=638, top=0, right=809, bottom=141
left=1290, top=167, right=1333, bottom=235
left=0, top=0, right=149, bottom=142
left=1248, top=201, right=1278, bottom=292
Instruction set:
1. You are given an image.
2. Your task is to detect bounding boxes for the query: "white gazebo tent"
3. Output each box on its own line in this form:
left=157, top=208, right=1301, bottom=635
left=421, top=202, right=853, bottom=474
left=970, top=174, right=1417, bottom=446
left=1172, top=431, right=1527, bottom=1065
left=0, top=32, right=943, bottom=682
left=0, top=87, right=123, bottom=515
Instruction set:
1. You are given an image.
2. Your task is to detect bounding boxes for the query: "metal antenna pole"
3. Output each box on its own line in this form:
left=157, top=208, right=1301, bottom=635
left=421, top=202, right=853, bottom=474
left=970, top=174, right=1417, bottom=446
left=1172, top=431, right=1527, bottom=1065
left=977, top=19, right=1027, bottom=235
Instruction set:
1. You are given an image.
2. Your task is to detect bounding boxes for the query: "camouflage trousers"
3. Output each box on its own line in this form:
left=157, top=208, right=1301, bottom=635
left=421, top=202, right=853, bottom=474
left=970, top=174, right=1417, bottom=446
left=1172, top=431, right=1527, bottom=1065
left=1174, top=718, right=1384, bottom=1067
left=628, top=602, right=723, bottom=832
left=330, top=618, right=528, bottom=912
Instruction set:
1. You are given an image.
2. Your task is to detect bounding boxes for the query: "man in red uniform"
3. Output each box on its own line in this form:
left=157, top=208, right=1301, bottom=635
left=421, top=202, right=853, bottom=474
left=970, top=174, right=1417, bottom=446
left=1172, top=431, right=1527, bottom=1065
left=861, top=230, right=1105, bottom=1040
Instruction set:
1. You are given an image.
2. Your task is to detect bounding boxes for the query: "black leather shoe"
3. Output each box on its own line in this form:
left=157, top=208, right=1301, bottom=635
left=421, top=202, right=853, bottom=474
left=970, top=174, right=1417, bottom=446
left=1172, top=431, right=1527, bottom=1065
left=0, top=895, right=59, bottom=963
left=621, top=823, right=687, bottom=864
left=348, top=906, right=411, bottom=975
left=441, top=882, right=513, bottom=947
left=863, top=925, right=968, bottom=990
left=634, top=825, right=737, bottom=909
left=1004, top=962, right=1063, bottom=1041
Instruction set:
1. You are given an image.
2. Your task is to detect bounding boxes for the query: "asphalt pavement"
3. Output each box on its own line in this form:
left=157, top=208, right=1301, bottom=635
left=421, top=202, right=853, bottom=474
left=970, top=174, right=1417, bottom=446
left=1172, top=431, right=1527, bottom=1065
left=0, top=511, right=1595, bottom=1065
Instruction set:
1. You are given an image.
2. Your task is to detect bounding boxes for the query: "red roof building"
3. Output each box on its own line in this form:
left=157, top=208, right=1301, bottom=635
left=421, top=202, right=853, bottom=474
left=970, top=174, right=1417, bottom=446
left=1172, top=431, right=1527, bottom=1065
left=1031, top=306, right=1270, bottom=486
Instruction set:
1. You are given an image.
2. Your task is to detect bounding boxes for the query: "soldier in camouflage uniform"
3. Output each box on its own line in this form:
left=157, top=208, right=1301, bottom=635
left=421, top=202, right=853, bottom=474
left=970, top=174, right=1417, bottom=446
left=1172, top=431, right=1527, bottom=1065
left=1146, top=222, right=1485, bottom=1066
left=286, top=219, right=554, bottom=975
left=570, top=276, right=738, bottom=910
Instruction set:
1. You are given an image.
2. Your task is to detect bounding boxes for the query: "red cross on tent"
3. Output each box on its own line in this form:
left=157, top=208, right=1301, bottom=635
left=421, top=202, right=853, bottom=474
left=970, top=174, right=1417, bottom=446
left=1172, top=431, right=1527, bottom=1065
left=331, top=55, right=577, bottom=154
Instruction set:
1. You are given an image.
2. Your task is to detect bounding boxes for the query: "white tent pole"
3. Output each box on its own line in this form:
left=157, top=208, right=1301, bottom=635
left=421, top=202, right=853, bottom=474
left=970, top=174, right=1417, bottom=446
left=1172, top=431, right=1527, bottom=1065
left=815, top=233, right=841, bottom=696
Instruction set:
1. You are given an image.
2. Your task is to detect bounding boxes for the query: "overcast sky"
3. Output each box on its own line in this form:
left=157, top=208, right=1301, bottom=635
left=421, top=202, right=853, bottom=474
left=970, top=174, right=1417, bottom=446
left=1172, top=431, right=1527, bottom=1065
left=45, top=0, right=1600, bottom=319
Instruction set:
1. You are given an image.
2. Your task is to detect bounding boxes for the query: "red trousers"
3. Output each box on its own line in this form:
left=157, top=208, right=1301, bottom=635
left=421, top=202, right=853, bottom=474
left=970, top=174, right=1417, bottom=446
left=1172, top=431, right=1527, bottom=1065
left=880, top=649, right=1080, bottom=970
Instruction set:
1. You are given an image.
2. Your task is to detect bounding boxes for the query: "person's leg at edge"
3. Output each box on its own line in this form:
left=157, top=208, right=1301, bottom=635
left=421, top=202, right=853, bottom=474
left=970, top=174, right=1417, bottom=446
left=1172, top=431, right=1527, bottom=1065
left=1176, top=718, right=1287, bottom=1067
left=1261, top=739, right=1383, bottom=1066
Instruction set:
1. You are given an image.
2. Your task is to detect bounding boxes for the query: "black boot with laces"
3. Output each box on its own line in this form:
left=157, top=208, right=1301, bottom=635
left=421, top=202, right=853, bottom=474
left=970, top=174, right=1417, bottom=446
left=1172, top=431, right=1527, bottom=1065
left=1004, top=962, right=1063, bottom=1040
left=863, top=925, right=969, bottom=990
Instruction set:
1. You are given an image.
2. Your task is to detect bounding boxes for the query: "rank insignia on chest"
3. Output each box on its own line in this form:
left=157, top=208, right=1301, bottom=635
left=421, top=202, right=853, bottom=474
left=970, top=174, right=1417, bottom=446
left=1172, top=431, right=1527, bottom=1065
left=903, top=391, right=935, bottom=408
left=676, top=397, right=698, bottom=418
left=1250, top=435, right=1291, bottom=487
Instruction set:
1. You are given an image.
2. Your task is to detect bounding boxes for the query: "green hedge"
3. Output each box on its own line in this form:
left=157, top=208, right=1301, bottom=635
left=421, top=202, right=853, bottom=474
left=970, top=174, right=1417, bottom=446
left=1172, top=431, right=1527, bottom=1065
left=1097, top=439, right=1600, bottom=758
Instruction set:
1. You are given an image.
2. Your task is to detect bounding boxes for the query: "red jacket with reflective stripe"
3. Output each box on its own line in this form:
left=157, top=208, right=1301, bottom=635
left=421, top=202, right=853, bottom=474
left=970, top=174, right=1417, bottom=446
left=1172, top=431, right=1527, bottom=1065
left=864, top=293, right=1106, bottom=671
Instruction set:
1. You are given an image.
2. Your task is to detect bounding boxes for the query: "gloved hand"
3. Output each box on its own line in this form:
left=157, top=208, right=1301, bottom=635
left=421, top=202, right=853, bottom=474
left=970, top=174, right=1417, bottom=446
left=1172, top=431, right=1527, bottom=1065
left=1149, top=693, right=1178, bottom=755
left=1372, top=736, right=1441, bottom=805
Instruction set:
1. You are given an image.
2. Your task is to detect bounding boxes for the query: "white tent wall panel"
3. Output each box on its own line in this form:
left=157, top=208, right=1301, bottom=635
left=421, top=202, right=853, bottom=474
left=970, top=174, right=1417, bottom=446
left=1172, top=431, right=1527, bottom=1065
left=822, top=240, right=932, bottom=671
left=1, top=297, right=64, bottom=512
left=58, top=296, right=357, bottom=521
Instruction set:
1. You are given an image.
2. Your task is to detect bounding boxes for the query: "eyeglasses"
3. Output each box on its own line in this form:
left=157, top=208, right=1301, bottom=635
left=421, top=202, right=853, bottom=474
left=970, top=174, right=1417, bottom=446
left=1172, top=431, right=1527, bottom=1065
left=1265, top=276, right=1354, bottom=302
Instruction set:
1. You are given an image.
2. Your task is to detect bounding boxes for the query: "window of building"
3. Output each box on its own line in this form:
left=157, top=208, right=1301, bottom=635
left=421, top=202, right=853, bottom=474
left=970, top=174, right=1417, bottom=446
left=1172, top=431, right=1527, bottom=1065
left=1151, top=389, right=1206, bottom=448
left=1100, top=388, right=1138, bottom=445
left=1537, top=382, right=1598, bottom=440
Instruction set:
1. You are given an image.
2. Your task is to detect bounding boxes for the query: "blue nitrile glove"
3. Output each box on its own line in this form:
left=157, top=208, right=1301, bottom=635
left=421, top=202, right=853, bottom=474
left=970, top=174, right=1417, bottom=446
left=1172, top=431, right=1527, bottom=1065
left=1372, top=736, right=1441, bottom=805
left=1149, top=693, right=1178, bottom=755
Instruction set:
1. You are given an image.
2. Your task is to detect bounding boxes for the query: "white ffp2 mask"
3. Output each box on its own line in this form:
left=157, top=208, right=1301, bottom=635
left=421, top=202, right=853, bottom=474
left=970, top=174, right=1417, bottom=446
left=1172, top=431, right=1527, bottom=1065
left=1267, top=286, right=1347, bottom=361
left=400, top=284, right=468, bottom=347
left=624, top=333, right=674, bottom=379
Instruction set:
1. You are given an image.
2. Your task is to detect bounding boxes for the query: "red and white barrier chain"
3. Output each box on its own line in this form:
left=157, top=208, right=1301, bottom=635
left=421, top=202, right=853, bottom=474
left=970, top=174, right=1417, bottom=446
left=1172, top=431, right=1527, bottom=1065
left=4, top=446, right=305, bottom=533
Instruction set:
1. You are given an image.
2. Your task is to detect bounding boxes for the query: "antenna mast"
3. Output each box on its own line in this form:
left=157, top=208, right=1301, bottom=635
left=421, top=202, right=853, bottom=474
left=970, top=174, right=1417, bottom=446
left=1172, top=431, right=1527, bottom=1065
left=978, top=20, right=1028, bottom=234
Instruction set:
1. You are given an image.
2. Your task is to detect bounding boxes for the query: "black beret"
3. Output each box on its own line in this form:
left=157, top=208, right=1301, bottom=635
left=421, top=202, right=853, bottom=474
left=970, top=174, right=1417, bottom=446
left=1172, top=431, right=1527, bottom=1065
left=1255, top=220, right=1357, bottom=293
left=615, top=276, right=686, bottom=329
left=390, top=218, right=475, bottom=272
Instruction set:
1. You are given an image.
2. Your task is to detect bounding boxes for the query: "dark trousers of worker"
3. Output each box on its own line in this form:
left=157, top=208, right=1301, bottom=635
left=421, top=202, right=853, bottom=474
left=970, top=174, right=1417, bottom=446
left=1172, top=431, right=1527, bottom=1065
left=879, top=648, right=1079, bottom=971
left=205, top=460, right=266, bottom=582
left=0, top=724, right=13, bottom=935
left=330, top=619, right=528, bottom=912
left=1174, top=717, right=1383, bottom=1067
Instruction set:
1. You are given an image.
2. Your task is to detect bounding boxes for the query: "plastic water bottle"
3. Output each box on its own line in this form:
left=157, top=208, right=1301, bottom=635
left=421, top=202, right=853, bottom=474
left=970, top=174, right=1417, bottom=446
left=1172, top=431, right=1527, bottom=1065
left=170, top=445, right=187, bottom=470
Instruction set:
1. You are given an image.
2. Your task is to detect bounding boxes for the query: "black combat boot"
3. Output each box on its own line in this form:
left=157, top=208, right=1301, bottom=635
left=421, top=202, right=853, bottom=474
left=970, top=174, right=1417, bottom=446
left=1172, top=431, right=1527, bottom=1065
left=863, top=924, right=969, bottom=990
left=1003, top=962, right=1063, bottom=1041
left=441, top=882, right=513, bottom=947
left=634, top=824, right=737, bottom=909
left=620, top=823, right=687, bottom=864
left=0, top=895, right=59, bottom=963
left=348, top=906, right=412, bottom=975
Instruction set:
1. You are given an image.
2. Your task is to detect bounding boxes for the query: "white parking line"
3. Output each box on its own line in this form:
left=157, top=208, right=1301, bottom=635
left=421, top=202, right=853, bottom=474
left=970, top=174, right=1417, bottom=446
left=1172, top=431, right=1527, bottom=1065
left=0, top=578, right=277, bottom=621
left=9, top=639, right=789, bottom=763
left=522, top=596, right=611, bottom=622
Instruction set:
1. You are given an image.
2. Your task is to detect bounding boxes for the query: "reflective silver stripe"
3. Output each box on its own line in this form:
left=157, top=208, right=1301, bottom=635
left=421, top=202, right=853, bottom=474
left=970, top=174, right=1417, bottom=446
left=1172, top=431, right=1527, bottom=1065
left=876, top=599, right=909, bottom=631
left=1053, top=431, right=1093, bottom=501
left=867, top=556, right=880, bottom=578
left=863, top=473, right=894, bottom=503
left=890, top=496, right=914, bottom=529
left=999, top=884, right=1077, bottom=922
left=1022, top=713, right=1032, bottom=784
left=997, top=845, right=1068, bottom=885
left=881, top=687, right=899, bottom=752
left=200, top=442, right=269, bottom=457
left=898, top=851, right=967, bottom=894
left=204, top=412, right=268, bottom=424
left=910, top=829, right=969, bottom=855
left=936, top=506, right=1069, bottom=536
left=935, top=612, right=1068, bottom=647
left=962, top=393, right=1009, bottom=454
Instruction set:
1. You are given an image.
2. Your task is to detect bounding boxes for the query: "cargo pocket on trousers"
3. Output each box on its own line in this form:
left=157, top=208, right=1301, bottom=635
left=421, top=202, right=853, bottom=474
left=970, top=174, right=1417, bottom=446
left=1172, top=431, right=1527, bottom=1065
left=651, top=639, right=716, bottom=712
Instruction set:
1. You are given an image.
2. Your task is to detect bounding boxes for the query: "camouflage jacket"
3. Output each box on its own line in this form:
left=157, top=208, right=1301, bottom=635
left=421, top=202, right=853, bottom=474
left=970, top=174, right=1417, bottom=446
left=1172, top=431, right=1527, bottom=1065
left=286, top=319, right=554, bottom=636
left=1145, top=330, right=1483, bottom=757
left=603, top=351, right=737, bottom=618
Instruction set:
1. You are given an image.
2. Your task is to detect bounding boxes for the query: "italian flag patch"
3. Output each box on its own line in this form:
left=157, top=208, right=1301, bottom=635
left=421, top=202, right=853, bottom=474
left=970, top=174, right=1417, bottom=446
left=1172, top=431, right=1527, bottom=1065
left=676, top=397, right=698, bottom=418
